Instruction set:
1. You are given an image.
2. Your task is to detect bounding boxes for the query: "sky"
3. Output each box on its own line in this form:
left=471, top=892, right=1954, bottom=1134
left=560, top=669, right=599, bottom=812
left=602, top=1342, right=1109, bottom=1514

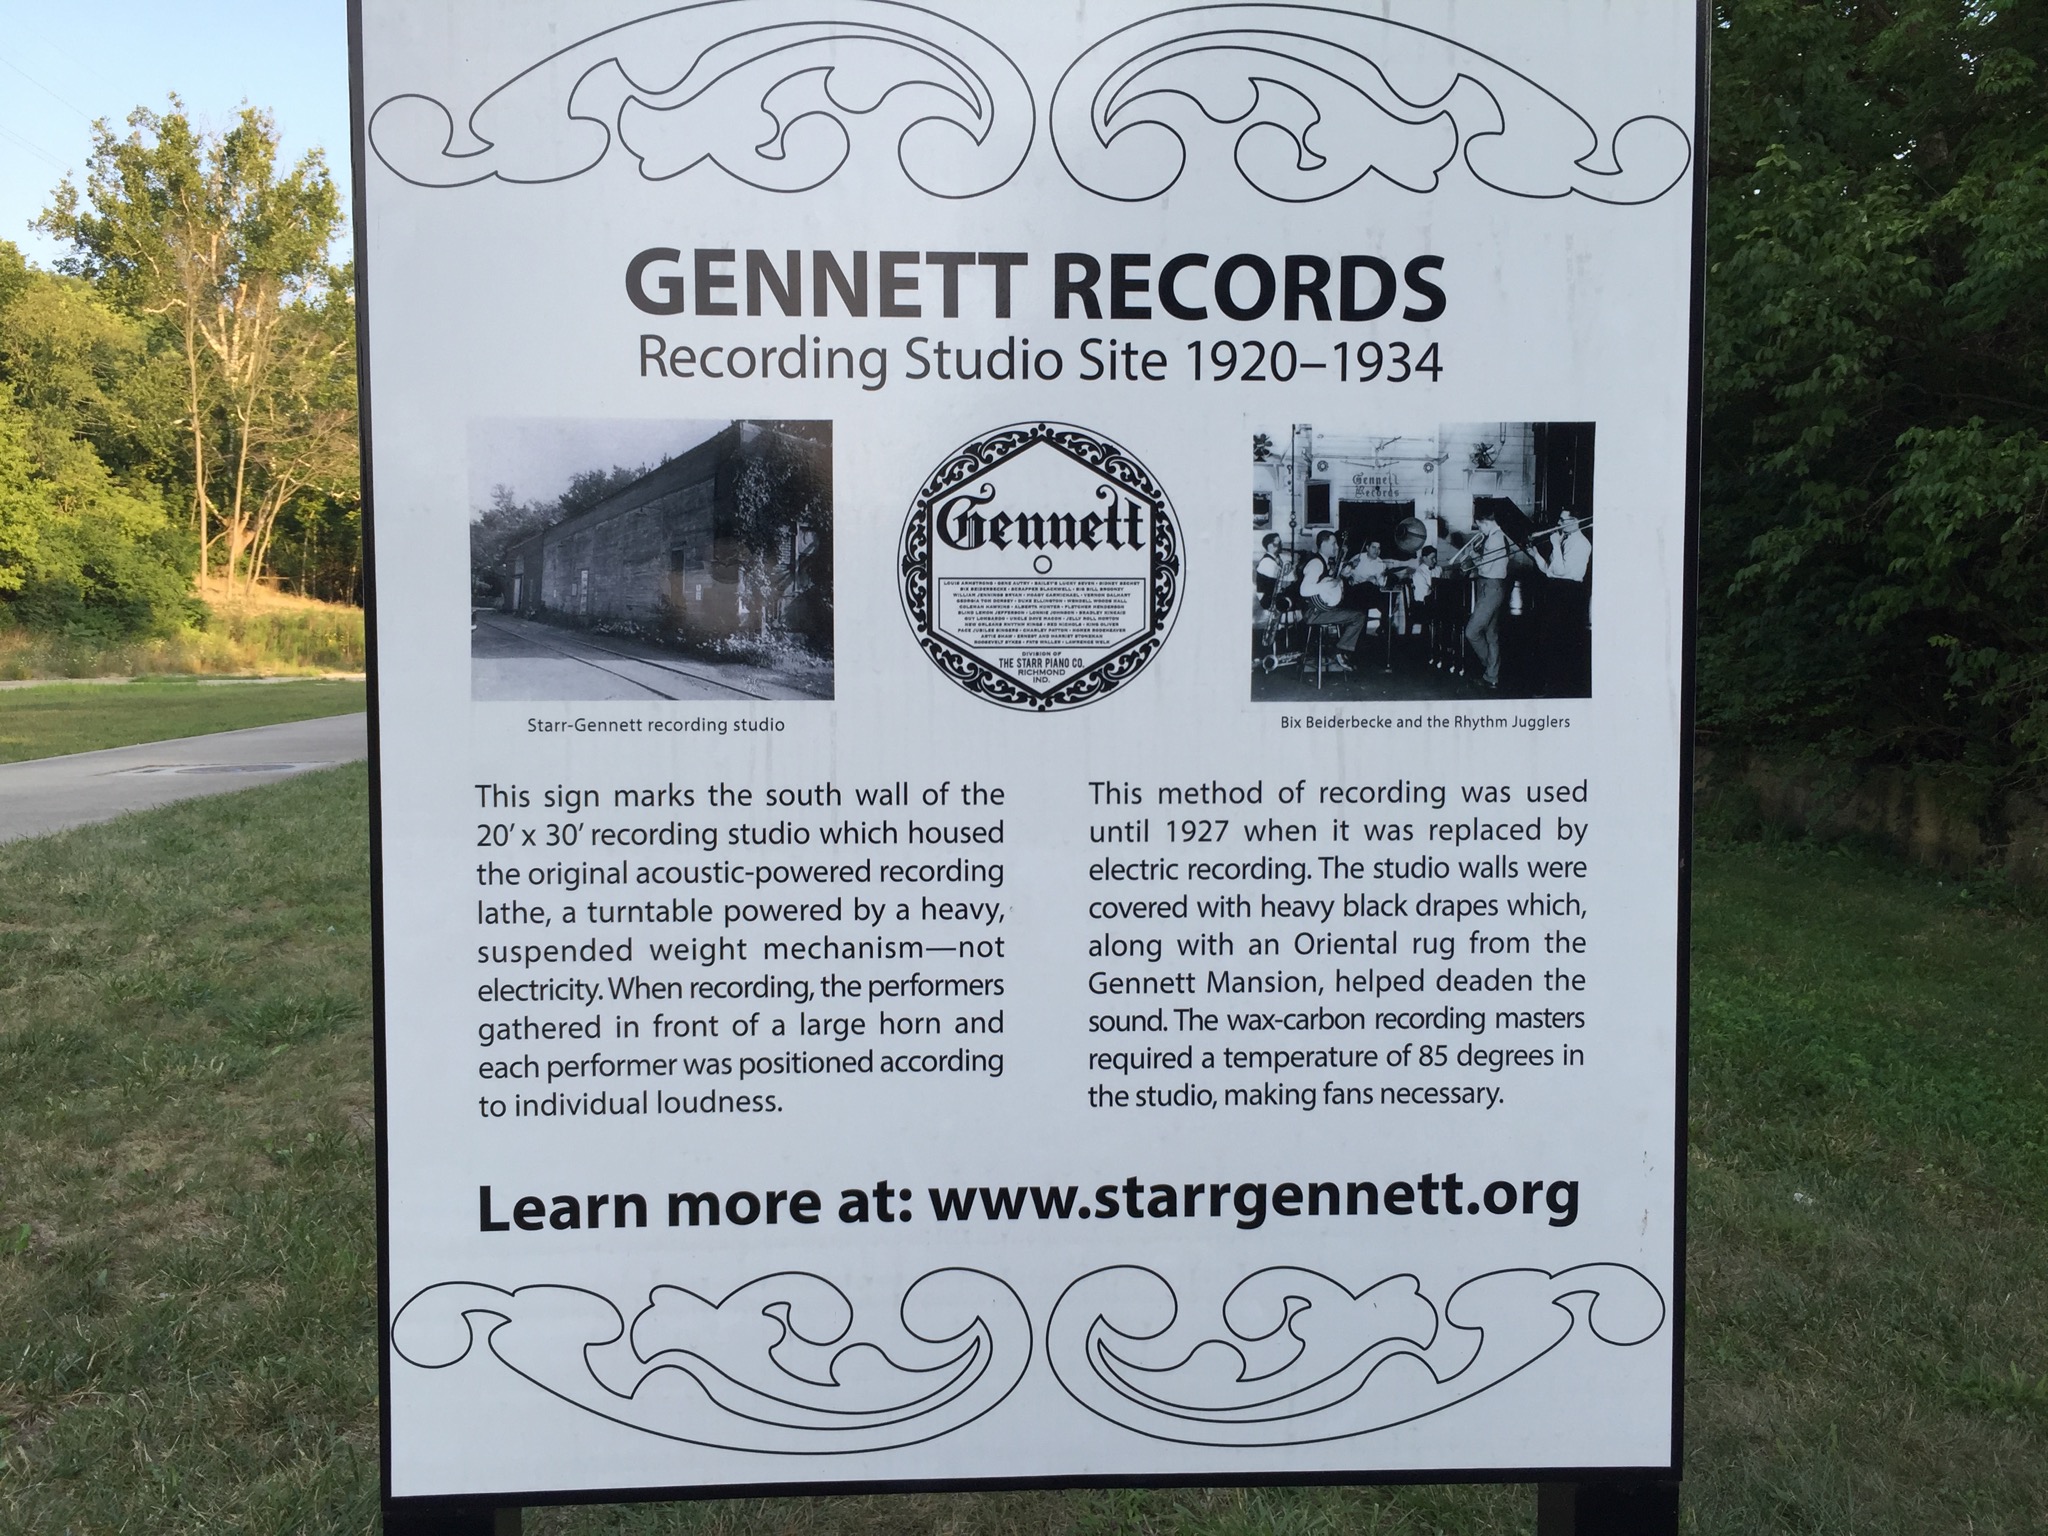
left=468, top=420, right=730, bottom=515
left=0, top=0, right=353, bottom=267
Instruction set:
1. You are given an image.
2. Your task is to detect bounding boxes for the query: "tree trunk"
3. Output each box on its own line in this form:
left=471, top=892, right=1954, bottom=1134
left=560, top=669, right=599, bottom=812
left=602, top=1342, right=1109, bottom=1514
left=227, top=402, right=255, bottom=589
left=249, top=479, right=298, bottom=590
left=184, top=308, right=209, bottom=581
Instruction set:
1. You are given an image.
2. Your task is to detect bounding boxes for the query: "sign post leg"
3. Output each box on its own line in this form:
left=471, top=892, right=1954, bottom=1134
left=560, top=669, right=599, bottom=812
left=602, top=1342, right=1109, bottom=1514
left=382, top=1504, right=522, bottom=1535
left=1537, top=1482, right=1681, bottom=1535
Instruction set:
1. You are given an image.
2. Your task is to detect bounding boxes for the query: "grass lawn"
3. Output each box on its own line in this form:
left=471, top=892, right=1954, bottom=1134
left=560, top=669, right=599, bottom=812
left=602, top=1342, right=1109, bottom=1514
left=0, top=776, right=2043, bottom=1533
left=0, top=678, right=366, bottom=764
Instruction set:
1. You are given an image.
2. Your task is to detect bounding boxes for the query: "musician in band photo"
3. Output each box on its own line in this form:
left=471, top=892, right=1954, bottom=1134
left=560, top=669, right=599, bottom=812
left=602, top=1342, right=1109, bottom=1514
left=1347, top=535, right=1430, bottom=641
left=1449, top=502, right=1513, bottom=689
left=1541, top=511, right=1592, bottom=582
left=1535, top=510, right=1592, bottom=695
left=1410, top=545, right=1440, bottom=605
left=1300, top=531, right=1366, bottom=670
left=1341, top=539, right=1387, bottom=588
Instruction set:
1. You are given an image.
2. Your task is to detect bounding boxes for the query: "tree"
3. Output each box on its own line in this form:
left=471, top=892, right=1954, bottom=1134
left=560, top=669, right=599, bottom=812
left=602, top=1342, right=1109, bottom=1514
left=0, top=380, right=192, bottom=640
left=1703, top=0, right=2048, bottom=795
left=468, top=466, right=654, bottom=600
left=37, top=100, right=354, bottom=591
left=0, top=247, right=195, bottom=639
left=469, top=485, right=558, bottom=600
left=0, top=391, right=44, bottom=596
left=558, top=464, right=655, bottom=518
left=728, top=426, right=831, bottom=650
left=0, top=243, right=180, bottom=489
left=238, top=269, right=359, bottom=586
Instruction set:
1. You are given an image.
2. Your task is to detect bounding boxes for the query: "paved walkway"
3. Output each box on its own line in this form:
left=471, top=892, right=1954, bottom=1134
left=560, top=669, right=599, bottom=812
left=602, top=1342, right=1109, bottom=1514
left=0, top=713, right=368, bottom=843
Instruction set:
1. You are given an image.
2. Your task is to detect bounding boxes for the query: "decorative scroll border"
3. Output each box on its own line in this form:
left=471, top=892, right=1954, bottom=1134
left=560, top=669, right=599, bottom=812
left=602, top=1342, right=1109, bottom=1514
left=366, top=0, right=1034, bottom=197
left=364, top=2, right=1692, bottom=206
left=1049, top=4, right=1693, bottom=205
left=391, top=1267, right=1032, bottom=1454
left=1046, top=1262, right=1668, bottom=1446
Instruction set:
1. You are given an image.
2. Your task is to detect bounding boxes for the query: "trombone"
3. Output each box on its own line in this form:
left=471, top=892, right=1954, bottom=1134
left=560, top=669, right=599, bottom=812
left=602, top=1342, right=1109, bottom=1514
left=1526, top=516, right=1595, bottom=545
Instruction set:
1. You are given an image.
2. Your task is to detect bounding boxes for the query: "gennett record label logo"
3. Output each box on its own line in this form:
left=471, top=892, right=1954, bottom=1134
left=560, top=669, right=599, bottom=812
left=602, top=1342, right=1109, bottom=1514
left=899, top=422, right=1183, bottom=712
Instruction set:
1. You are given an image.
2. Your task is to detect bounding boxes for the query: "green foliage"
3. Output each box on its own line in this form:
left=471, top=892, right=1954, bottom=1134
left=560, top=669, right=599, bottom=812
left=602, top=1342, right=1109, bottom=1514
left=0, top=242, right=181, bottom=486
left=40, top=102, right=340, bottom=316
left=199, top=604, right=365, bottom=671
left=0, top=389, right=42, bottom=593
left=1704, top=0, right=2048, bottom=793
left=0, top=95, right=364, bottom=660
left=0, top=380, right=193, bottom=640
left=8, top=499, right=195, bottom=642
left=15, top=100, right=358, bottom=623
left=264, top=493, right=361, bottom=605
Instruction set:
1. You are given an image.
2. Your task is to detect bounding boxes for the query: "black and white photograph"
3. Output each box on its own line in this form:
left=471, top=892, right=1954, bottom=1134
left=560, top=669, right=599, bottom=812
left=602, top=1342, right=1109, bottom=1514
left=1251, top=422, right=1595, bottom=702
left=469, top=418, right=833, bottom=701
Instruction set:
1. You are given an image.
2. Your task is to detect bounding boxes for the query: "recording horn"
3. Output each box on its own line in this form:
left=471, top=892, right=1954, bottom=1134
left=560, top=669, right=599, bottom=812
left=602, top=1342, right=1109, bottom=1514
left=1392, top=516, right=1428, bottom=555
left=1475, top=496, right=1537, bottom=550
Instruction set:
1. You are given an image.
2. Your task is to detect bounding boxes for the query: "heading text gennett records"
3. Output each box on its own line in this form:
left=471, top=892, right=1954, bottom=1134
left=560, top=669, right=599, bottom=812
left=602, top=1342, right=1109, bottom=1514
left=630, top=246, right=1449, bottom=392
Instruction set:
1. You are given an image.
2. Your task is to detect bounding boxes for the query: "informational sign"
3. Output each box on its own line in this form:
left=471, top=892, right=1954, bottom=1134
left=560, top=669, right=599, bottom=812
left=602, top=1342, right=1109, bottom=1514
left=354, top=0, right=1703, bottom=1510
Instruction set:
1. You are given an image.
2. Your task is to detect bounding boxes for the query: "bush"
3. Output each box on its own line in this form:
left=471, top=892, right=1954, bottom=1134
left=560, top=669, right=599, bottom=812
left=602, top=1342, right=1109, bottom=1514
left=1703, top=1, right=2048, bottom=794
left=0, top=383, right=197, bottom=643
left=8, top=502, right=198, bottom=641
left=198, top=604, right=365, bottom=671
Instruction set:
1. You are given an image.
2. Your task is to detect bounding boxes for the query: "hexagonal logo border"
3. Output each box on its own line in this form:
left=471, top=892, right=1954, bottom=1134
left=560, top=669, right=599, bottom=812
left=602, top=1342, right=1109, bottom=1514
left=899, top=421, right=1183, bottom=712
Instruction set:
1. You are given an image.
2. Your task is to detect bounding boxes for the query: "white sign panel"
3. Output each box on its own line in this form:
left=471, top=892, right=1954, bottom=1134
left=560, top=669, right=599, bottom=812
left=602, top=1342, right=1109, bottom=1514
left=354, top=0, right=1702, bottom=1508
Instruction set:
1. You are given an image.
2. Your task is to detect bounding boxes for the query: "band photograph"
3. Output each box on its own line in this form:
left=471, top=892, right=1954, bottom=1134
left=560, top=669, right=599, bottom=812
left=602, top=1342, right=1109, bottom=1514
left=1250, top=422, right=1594, bottom=703
left=469, top=418, right=833, bottom=702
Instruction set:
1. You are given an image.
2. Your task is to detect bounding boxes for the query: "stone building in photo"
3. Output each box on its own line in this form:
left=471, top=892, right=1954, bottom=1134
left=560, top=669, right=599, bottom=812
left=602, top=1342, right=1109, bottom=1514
left=500, top=420, right=831, bottom=656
